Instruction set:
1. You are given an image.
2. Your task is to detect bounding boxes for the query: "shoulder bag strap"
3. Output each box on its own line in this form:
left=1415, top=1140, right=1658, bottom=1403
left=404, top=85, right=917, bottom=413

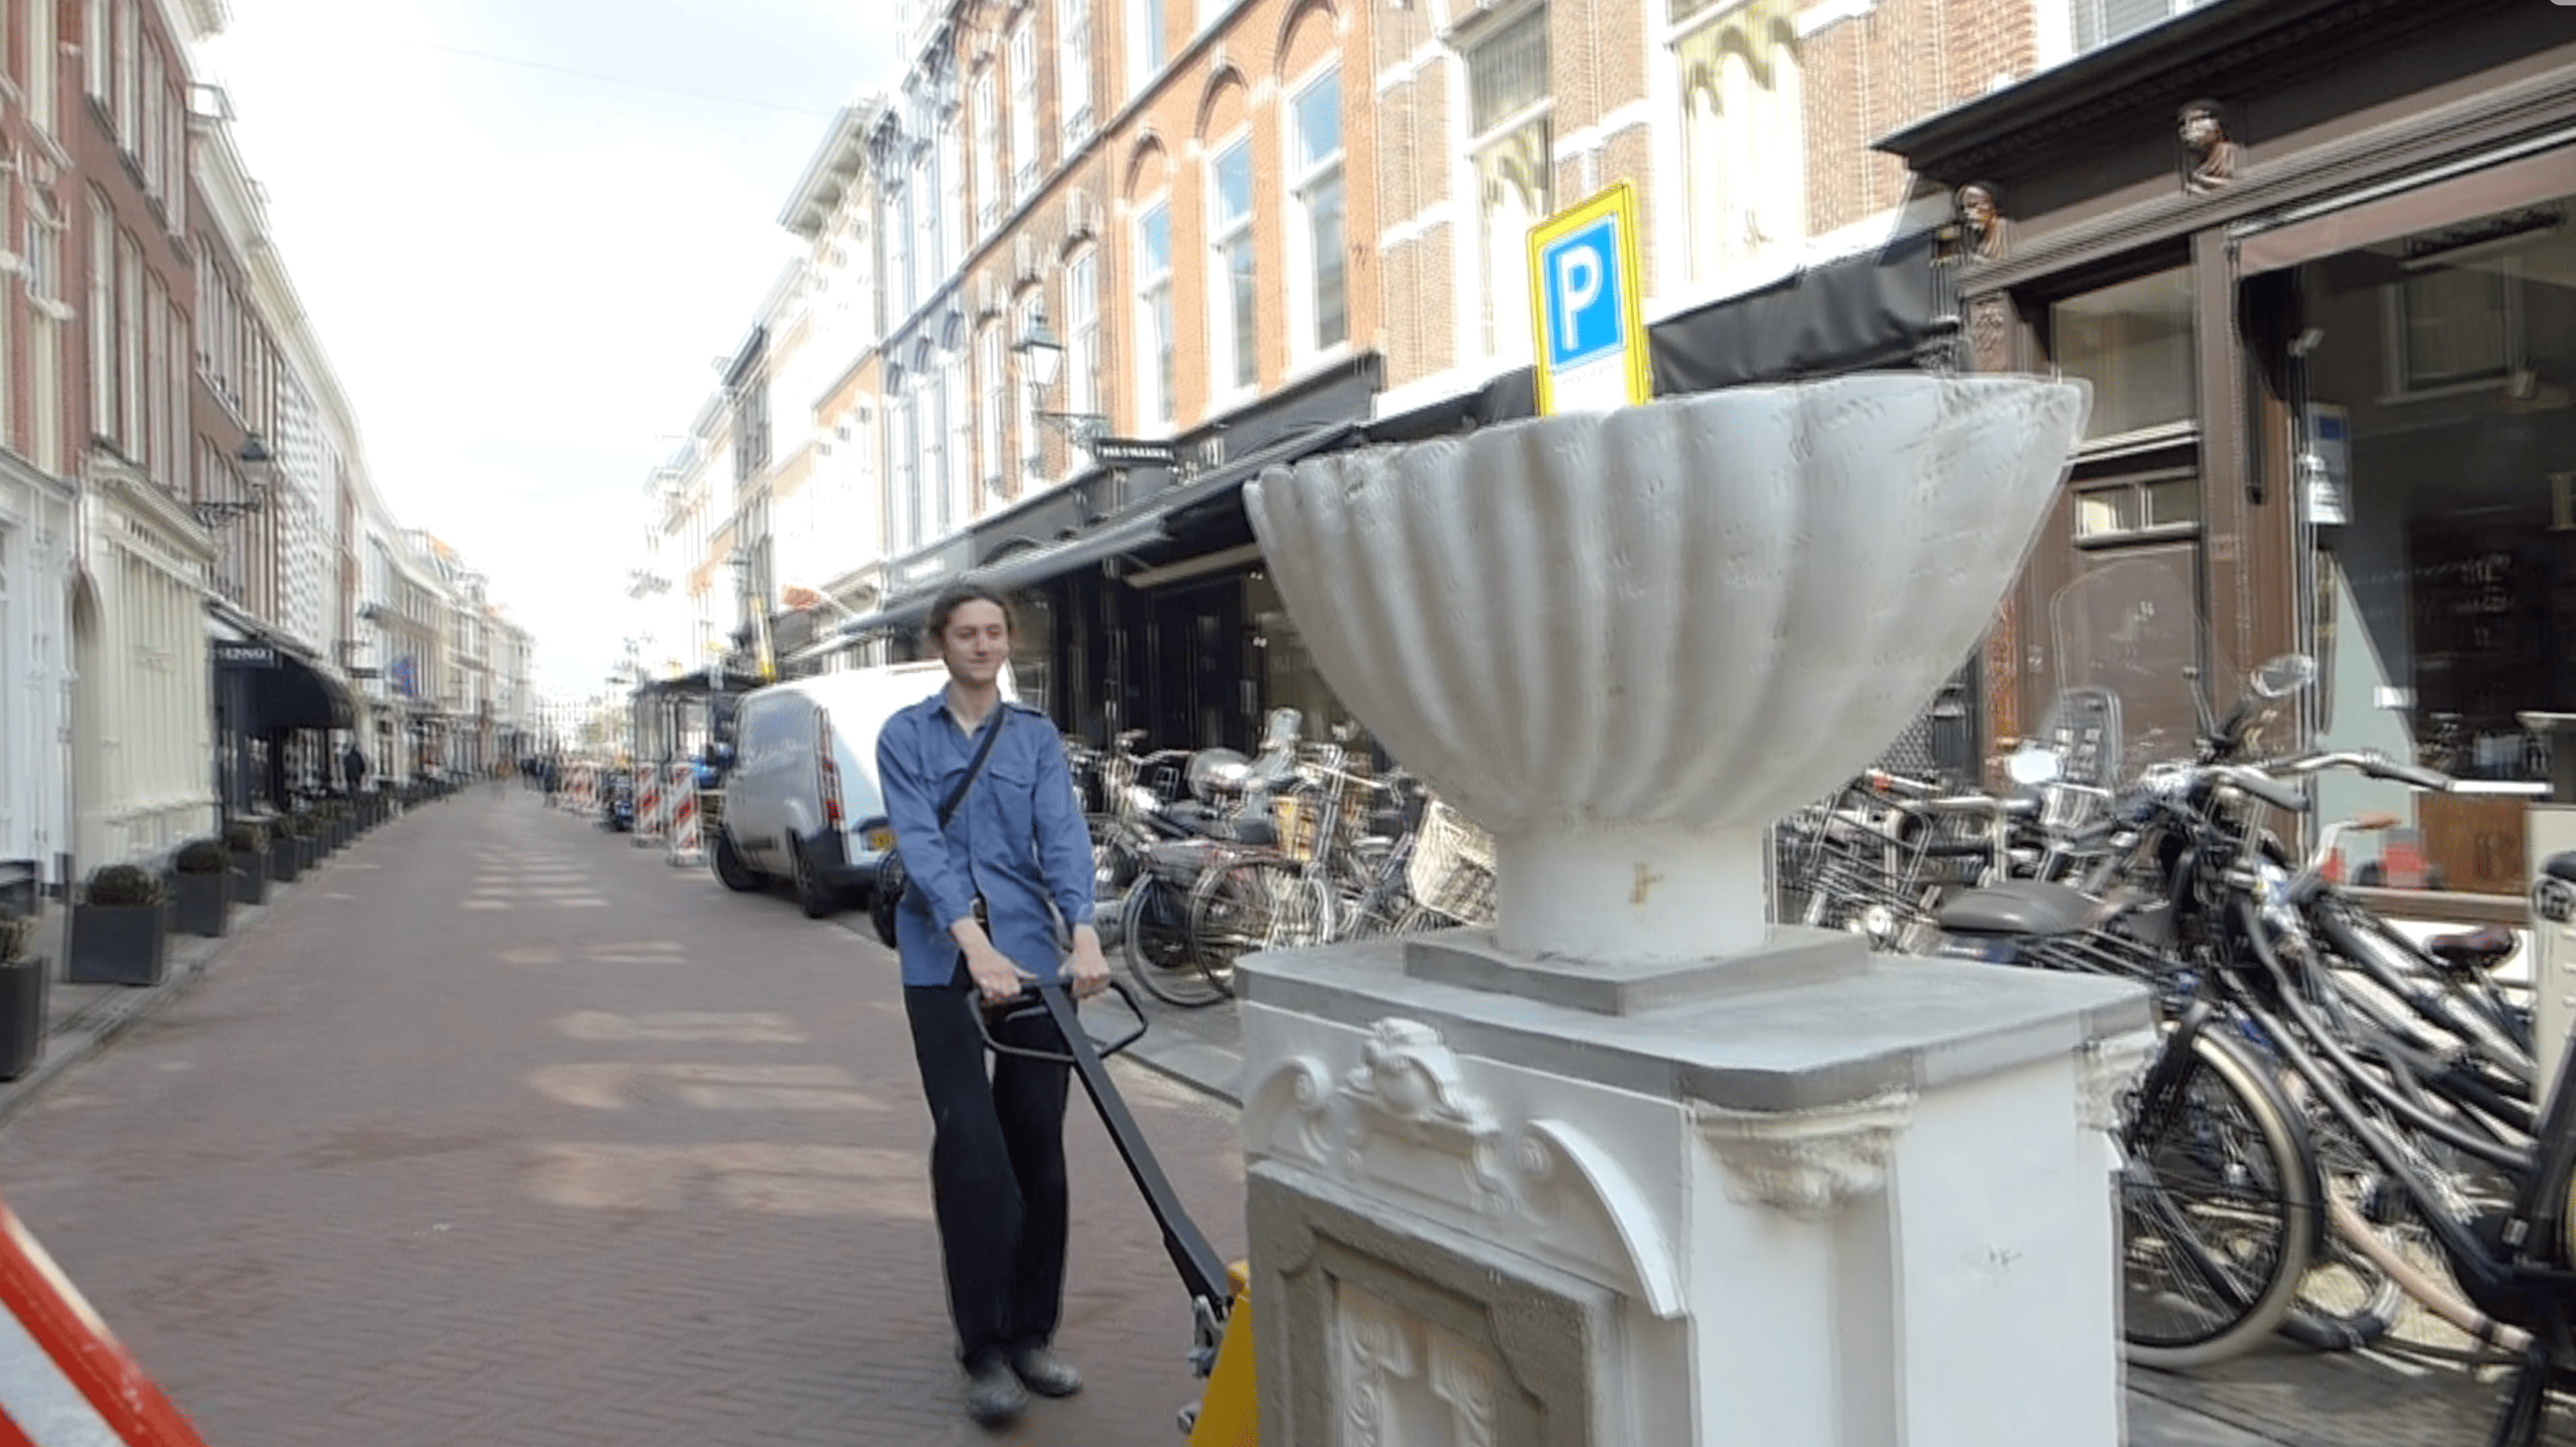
left=935, top=708, right=1008, bottom=830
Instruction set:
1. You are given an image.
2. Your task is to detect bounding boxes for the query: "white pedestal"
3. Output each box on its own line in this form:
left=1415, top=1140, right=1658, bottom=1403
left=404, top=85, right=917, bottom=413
left=1238, top=927, right=2153, bottom=1447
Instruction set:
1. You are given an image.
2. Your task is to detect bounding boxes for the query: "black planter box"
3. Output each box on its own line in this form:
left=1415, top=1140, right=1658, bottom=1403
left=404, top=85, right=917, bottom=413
left=173, top=871, right=230, bottom=938
left=66, top=901, right=171, bottom=986
left=269, top=837, right=301, bottom=883
left=0, top=955, right=45, bottom=1080
left=0, top=860, right=38, bottom=919
left=230, top=851, right=268, bottom=905
left=297, top=836, right=318, bottom=872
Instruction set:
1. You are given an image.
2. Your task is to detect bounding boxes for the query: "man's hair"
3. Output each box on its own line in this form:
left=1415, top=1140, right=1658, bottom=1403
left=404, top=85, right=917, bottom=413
left=924, top=580, right=1014, bottom=642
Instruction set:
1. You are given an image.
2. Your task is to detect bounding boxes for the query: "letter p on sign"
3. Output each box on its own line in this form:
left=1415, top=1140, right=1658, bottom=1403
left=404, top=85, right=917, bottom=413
left=1555, top=247, right=1601, bottom=355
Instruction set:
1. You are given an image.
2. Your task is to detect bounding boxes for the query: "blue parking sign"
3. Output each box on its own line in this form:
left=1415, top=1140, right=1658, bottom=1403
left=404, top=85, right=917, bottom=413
left=1540, top=216, right=1625, bottom=372
left=1527, top=182, right=1650, bottom=415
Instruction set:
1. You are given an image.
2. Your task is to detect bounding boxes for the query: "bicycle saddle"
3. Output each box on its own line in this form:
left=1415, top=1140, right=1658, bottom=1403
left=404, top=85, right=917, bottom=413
left=2425, top=924, right=2517, bottom=974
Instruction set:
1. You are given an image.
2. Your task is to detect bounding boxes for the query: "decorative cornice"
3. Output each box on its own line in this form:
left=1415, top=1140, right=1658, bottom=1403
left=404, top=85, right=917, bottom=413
left=1954, top=66, right=2576, bottom=296
left=1694, top=1090, right=1914, bottom=1221
left=1877, top=0, right=2516, bottom=184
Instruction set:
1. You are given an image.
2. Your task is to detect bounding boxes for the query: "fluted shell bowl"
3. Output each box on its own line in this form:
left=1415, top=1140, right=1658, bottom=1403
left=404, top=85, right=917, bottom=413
left=1245, top=374, right=2089, bottom=963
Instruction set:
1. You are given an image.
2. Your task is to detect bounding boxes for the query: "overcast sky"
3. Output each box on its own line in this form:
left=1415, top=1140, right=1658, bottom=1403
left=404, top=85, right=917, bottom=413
left=200, top=1, right=893, bottom=699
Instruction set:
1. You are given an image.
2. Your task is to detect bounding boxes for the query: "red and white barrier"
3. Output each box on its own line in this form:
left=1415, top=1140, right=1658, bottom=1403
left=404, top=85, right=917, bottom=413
left=0, top=1194, right=211, bottom=1446
left=632, top=766, right=664, bottom=846
left=665, top=764, right=701, bottom=867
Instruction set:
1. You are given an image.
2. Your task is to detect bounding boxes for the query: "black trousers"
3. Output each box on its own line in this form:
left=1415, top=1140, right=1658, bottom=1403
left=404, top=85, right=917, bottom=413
left=903, top=961, right=1072, bottom=1369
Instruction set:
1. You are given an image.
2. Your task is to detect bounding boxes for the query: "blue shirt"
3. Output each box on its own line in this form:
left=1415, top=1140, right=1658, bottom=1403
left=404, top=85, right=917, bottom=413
left=876, top=694, right=1097, bottom=988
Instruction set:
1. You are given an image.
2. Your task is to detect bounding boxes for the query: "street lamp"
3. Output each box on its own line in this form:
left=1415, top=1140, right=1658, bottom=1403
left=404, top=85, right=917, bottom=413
left=189, top=434, right=279, bottom=529
left=1014, top=303, right=1107, bottom=452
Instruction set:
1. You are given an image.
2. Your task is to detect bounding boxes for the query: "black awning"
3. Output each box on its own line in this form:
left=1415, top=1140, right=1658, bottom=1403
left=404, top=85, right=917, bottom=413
left=1372, top=231, right=1950, bottom=434
left=1153, top=422, right=1366, bottom=535
left=216, top=640, right=355, bottom=734
left=974, top=510, right=1172, bottom=594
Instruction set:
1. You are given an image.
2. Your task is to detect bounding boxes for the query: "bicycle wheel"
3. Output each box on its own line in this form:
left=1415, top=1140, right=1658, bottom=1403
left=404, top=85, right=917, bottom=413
left=2119, top=1026, right=2319, bottom=1370
left=1119, top=877, right=1228, bottom=1009
left=1185, top=858, right=1333, bottom=996
left=2276, top=1090, right=2408, bottom=1353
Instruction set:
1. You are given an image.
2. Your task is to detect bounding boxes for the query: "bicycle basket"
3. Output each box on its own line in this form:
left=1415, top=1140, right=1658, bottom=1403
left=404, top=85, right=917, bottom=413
left=1407, top=800, right=1497, bottom=925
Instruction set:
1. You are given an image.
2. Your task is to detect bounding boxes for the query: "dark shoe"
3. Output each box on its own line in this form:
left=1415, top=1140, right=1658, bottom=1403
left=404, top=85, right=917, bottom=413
left=965, top=1359, right=1029, bottom=1425
left=1012, top=1345, right=1084, bottom=1398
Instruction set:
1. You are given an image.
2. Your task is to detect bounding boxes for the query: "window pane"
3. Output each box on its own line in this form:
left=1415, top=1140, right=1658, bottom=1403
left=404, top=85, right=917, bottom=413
left=1227, top=234, right=1256, bottom=390
left=1310, top=171, right=1346, bottom=350
left=2073, top=489, right=2139, bottom=540
left=1213, top=142, right=1250, bottom=226
left=1139, top=206, right=1170, bottom=279
left=1293, top=72, right=1339, bottom=172
left=2051, top=268, right=2196, bottom=441
left=1468, top=7, right=1547, bottom=135
left=2302, top=189, right=2576, bottom=891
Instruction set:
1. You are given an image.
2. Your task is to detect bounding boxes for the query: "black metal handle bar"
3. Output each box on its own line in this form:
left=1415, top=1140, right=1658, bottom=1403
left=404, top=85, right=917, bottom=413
left=968, top=982, right=1233, bottom=1317
left=971, top=978, right=1149, bottom=1064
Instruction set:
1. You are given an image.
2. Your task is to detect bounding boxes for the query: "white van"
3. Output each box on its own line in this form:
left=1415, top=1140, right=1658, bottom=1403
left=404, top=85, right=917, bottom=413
left=710, top=661, right=1018, bottom=917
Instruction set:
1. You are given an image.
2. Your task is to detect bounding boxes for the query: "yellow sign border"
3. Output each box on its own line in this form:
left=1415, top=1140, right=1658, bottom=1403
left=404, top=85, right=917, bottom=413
left=1527, top=180, right=1652, bottom=417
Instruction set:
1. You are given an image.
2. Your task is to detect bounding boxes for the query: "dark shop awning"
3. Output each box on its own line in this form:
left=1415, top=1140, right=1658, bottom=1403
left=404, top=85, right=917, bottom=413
left=215, top=639, right=355, bottom=734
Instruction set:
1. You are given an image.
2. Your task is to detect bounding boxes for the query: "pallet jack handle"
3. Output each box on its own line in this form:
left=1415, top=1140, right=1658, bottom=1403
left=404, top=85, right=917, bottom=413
left=972, top=983, right=1237, bottom=1340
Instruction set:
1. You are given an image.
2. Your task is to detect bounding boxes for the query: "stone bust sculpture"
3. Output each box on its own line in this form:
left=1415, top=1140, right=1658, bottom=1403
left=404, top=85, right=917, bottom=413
left=1956, top=182, right=2006, bottom=262
left=2179, top=100, right=2239, bottom=193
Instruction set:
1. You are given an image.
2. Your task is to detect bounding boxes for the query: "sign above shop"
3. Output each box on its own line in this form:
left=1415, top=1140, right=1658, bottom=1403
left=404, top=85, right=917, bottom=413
left=1089, top=438, right=1180, bottom=469
left=214, top=643, right=278, bottom=668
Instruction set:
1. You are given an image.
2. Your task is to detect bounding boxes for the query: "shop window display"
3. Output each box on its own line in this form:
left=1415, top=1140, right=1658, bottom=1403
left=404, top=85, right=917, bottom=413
left=2302, top=192, right=2575, bottom=893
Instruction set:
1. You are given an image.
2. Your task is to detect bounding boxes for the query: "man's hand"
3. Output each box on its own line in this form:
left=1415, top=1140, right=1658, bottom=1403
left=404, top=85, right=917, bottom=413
left=964, top=940, right=1035, bottom=1007
left=1065, top=925, right=1110, bottom=1001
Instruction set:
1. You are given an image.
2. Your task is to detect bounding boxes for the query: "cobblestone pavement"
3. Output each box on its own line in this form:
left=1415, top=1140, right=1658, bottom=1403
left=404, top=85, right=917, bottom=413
left=0, top=792, right=1244, bottom=1446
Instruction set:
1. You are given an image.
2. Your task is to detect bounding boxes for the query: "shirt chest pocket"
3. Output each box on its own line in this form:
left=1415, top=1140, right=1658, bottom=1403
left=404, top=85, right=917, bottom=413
left=981, top=753, right=1041, bottom=851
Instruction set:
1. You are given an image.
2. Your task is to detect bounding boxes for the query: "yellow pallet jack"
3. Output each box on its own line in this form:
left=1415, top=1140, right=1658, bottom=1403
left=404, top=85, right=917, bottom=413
left=976, top=982, right=1259, bottom=1444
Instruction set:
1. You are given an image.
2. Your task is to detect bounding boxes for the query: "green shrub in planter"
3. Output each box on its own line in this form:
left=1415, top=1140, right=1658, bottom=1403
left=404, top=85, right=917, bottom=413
left=67, top=863, right=171, bottom=986
left=268, top=820, right=303, bottom=882
left=0, top=913, right=45, bottom=1080
left=226, top=822, right=271, bottom=904
left=172, top=839, right=232, bottom=938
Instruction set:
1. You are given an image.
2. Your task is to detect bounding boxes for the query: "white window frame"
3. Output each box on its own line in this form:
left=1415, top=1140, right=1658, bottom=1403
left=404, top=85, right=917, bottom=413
left=1126, top=0, right=1166, bottom=99
left=1133, top=199, right=1174, bottom=430
left=1284, top=63, right=1348, bottom=366
left=976, top=322, right=1005, bottom=490
left=26, top=218, right=60, bottom=474
left=971, top=71, right=1000, bottom=236
left=82, top=0, right=105, bottom=101
left=26, top=0, right=55, bottom=138
left=1065, top=247, right=1099, bottom=424
left=1009, top=22, right=1040, bottom=205
left=908, top=161, right=933, bottom=315
left=1465, top=8, right=1553, bottom=363
left=1013, top=291, right=1043, bottom=482
left=1668, top=0, right=1805, bottom=292
left=943, top=353, right=972, bottom=530
left=939, top=120, right=964, bottom=275
left=87, top=191, right=112, bottom=444
left=1059, top=0, right=1094, bottom=144
left=1206, top=133, right=1257, bottom=401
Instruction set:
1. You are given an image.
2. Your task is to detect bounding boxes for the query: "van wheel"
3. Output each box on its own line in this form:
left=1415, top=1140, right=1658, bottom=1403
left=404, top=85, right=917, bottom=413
left=791, top=839, right=838, bottom=919
left=712, top=830, right=766, bottom=893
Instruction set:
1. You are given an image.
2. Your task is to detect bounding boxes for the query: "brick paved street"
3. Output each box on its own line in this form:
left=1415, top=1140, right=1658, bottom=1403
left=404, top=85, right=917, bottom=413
left=0, top=792, right=1243, bottom=1446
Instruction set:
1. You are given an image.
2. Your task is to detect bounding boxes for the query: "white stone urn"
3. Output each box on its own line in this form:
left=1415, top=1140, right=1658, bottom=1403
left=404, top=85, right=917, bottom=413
left=1245, top=374, right=2090, bottom=963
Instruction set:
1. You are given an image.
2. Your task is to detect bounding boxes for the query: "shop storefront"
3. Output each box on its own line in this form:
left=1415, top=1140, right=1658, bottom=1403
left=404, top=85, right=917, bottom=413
left=0, top=456, right=76, bottom=891
left=1880, top=0, right=2576, bottom=905
left=210, top=612, right=357, bottom=817
left=78, top=467, right=219, bottom=872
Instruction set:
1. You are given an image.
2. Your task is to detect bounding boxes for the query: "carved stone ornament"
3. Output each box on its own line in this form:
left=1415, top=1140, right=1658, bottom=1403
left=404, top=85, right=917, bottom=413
left=1956, top=182, right=2007, bottom=263
left=2179, top=99, right=2240, bottom=194
left=1337, top=1282, right=1420, bottom=1447
left=2078, top=1029, right=2164, bottom=1135
left=1694, top=1090, right=1914, bottom=1221
left=1248, top=1019, right=1687, bottom=1319
left=1967, top=293, right=2012, bottom=373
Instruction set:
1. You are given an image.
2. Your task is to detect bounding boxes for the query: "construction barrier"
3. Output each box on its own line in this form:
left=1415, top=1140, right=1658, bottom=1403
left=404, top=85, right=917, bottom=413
left=0, top=1192, right=212, bottom=1446
left=633, top=766, right=664, bottom=846
left=665, top=764, right=702, bottom=867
